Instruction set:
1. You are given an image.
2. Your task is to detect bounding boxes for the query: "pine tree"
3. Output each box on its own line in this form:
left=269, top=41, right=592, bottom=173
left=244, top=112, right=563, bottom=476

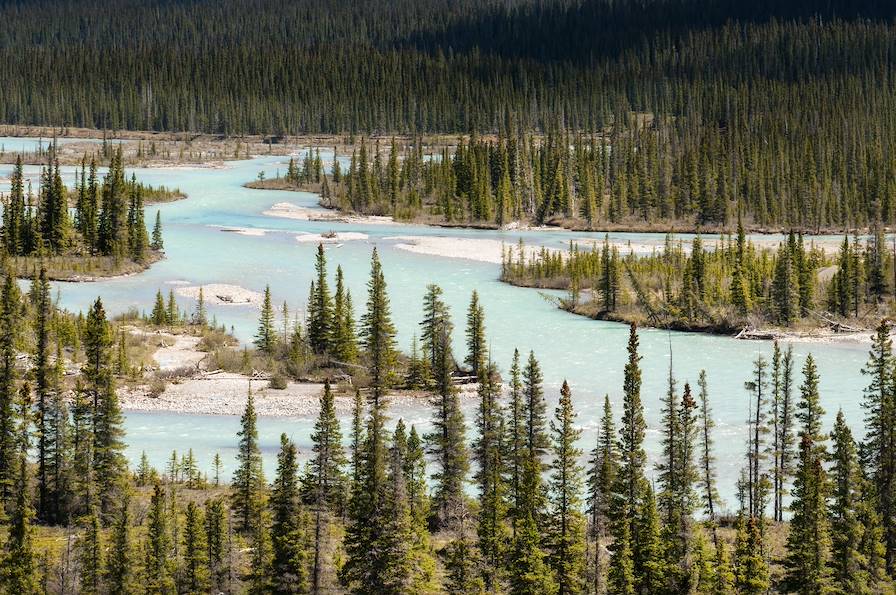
left=308, top=243, right=333, bottom=354
left=181, top=501, right=210, bottom=594
left=612, top=323, right=648, bottom=583
left=331, top=265, right=358, bottom=363
left=232, top=388, right=265, bottom=532
left=509, top=455, right=556, bottom=595
left=549, top=380, right=586, bottom=594
left=426, top=306, right=469, bottom=528
left=0, top=269, right=20, bottom=507
left=151, top=289, right=168, bottom=325
left=474, top=362, right=508, bottom=590
left=861, top=319, right=896, bottom=572
left=83, top=298, right=126, bottom=516
left=204, top=498, right=229, bottom=591
left=783, top=354, right=832, bottom=593
left=144, top=483, right=176, bottom=594
left=586, top=395, right=616, bottom=595
left=151, top=210, right=164, bottom=250
left=465, top=290, right=486, bottom=377
left=255, top=285, right=277, bottom=354
left=78, top=510, right=103, bottom=595
left=360, top=248, right=397, bottom=408
left=309, top=379, right=347, bottom=592
left=734, top=515, right=769, bottom=595
left=104, top=492, right=133, bottom=594
left=270, top=434, right=310, bottom=594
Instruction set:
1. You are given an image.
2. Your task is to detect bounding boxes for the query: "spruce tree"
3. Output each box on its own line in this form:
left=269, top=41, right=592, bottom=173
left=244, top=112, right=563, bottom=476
left=360, top=248, right=397, bottom=408
left=104, top=492, right=133, bottom=594
left=144, top=483, right=176, bottom=594
left=862, top=319, right=896, bottom=572
left=509, top=455, right=556, bottom=595
left=420, top=283, right=450, bottom=372
left=309, top=379, right=347, bottom=591
left=308, top=243, right=333, bottom=354
left=83, top=298, right=126, bottom=516
left=508, top=349, right=525, bottom=531
left=734, top=515, right=769, bottom=595
left=523, top=350, right=549, bottom=466
left=78, top=510, right=103, bottom=595
left=331, top=265, right=358, bottom=363
left=181, top=501, right=210, bottom=594
left=612, top=323, right=647, bottom=583
left=586, top=395, right=616, bottom=594
left=829, top=410, right=887, bottom=594
left=255, top=285, right=277, bottom=355
left=784, top=354, right=832, bottom=593
left=474, top=362, right=508, bottom=590
left=0, top=269, right=20, bottom=506
left=464, top=290, right=486, bottom=377
left=151, top=210, right=164, bottom=250
left=426, top=308, right=469, bottom=528
left=204, top=498, right=229, bottom=591
left=549, top=380, right=586, bottom=594
left=270, top=434, right=310, bottom=594
left=232, top=388, right=265, bottom=532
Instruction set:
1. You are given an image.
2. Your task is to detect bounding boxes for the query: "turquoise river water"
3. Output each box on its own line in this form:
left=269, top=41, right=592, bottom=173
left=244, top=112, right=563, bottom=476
left=0, top=138, right=871, bottom=511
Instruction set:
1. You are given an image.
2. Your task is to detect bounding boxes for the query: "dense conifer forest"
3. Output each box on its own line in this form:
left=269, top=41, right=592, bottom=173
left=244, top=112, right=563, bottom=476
left=0, top=246, right=893, bottom=593
left=7, top=1, right=896, bottom=228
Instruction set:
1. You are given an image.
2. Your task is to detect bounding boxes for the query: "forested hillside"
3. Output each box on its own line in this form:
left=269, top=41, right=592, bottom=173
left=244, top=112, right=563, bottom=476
left=0, top=0, right=892, bottom=134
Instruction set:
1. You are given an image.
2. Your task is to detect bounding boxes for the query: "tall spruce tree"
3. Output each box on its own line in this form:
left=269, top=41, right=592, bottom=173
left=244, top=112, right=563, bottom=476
left=309, top=379, right=347, bottom=592
left=473, top=362, right=508, bottom=590
left=270, top=434, right=311, bottom=594
left=464, top=290, right=486, bottom=377
left=548, top=380, right=586, bottom=594
left=232, top=388, right=265, bottom=532
left=783, top=354, right=832, bottom=593
left=426, top=305, right=470, bottom=528
left=83, top=298, right=126, bottom=516
left=308, top=243, right=333, bottom=354
left=360, top=248, right=397, bottom=408
left=255, top=285, right=277, bottom=355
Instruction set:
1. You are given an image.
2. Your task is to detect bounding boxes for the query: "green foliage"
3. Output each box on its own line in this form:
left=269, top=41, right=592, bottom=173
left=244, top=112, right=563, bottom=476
left=255, top=285, right=277, bottom=355
left=232, top=389, right=265, bottom=532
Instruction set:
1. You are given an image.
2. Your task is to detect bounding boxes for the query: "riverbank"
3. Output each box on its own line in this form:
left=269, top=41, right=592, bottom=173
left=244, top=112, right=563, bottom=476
left=538, top=289, right=880, bottom=345
left=10, top=251, right=163, bottom=282
left=120, top=327, right=474, bottom=417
